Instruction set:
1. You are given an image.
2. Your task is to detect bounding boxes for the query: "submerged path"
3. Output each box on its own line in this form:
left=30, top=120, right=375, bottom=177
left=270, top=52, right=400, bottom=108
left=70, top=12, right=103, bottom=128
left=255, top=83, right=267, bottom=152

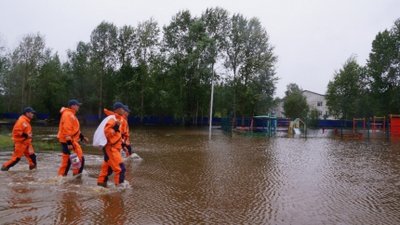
left=1, top=127, right=400, bottom=224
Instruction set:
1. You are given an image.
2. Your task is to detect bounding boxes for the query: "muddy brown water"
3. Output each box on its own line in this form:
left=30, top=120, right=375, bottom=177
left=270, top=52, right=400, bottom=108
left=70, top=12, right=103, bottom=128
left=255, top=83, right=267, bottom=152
left=1, top=127, right=400, bottom=224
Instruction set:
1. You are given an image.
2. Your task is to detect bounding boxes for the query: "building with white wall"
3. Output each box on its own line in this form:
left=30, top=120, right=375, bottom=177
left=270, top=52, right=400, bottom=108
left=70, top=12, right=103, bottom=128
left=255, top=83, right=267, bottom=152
left=302, top=90, right=330, bottom=119
left=271, top=90, right=332, bottom=119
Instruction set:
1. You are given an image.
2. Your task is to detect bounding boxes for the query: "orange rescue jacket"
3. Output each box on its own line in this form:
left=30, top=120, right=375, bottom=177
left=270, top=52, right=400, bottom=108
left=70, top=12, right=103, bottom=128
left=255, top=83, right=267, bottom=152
left=104, top=113, right=123, bottom=149
left=104, top=108, right=130, bottom=145
left=57, top=107, right=81, bottom=143
left=12, top=115, right=32, bottom=144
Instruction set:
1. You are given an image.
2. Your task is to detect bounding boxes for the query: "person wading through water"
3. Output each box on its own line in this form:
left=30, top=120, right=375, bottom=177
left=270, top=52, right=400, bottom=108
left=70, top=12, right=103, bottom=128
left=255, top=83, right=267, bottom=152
left=103, top=105, right=133, bottom=157
left=97, top=102, right=130, bottom=187
left=1, top=107, right=37, bottom=171
left=57, top=99, right=89, bottom=177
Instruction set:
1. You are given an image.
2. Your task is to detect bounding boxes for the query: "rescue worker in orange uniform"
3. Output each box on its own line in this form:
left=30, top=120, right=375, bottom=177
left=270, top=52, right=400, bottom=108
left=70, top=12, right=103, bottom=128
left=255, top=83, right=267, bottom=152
left=121, top=108, right=132, bottom=156
left=97, top=102, right=130, bottom=187
left=57, top=99, right=88, bottom=176
left=1, top=107, right=37, bottom=171
left=103, top=106, right=132, bottom=156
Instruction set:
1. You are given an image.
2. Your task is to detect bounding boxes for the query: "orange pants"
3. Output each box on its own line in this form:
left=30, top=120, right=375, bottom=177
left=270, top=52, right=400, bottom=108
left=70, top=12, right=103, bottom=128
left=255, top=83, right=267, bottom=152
left=97, top=145, right=126, bottom=186
left=58, top=141, right=85, bottom=176
left=2, top=142, right=36, bottom=170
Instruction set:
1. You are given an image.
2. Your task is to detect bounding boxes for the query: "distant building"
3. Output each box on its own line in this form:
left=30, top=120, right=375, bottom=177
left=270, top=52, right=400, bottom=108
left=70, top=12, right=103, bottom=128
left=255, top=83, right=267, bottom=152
left=302, top=90, right=331, bottom=119
left=271, top=100, right=285, bottom=118
left=271, top=90, right=332, bottom=119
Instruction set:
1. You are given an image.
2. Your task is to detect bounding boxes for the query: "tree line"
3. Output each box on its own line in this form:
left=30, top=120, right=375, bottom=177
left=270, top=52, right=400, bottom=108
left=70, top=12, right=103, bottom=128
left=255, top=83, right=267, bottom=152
left=325, top=18, right=400, bottom=120
left=0, top=7, right=277, bottom=125
left=282, top=18, right=400, bottom=121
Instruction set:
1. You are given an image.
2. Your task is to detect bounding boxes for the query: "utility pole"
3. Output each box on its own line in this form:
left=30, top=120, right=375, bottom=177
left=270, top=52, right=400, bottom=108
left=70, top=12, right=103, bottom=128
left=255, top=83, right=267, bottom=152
left=209, top=64, right=215, bottom=140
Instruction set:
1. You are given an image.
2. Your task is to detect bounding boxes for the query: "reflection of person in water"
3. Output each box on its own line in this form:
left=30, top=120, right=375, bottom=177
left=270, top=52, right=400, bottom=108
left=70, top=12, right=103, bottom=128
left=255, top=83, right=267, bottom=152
left=99, top=194, right=126, bottom=224
left=54, top=192, right=82, bottom=224
left=1, top=107, right=37, bottom=171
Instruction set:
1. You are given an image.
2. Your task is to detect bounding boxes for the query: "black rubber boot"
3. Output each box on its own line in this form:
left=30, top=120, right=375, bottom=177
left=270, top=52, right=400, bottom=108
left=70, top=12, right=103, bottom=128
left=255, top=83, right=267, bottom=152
left=97, top=182, right=107, bottom=188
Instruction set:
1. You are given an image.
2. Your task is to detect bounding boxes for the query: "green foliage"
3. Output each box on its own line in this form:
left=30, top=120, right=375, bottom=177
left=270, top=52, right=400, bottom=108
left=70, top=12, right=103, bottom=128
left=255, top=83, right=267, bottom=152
left=162, top=10, right=216, bottom=123
left=365, top=19, right=400, bottom=115
left=0, top=8, right=278, bottom=125
left=308, top=108, right=320, bottom=128
left=326, top=57, right=365, bottom=119
left=223, top=14, right=277, bottom=123
left=33, top=55, right=69, bottom=118
left=324, top=18, right=400, bottom=118
left=90, top=21, right=118, bottom=118
left=0, top=45, right=9, bottom=112
left=6, top=33, right=49, bottom=112
left=0, top=134, right=13, bottom=148
left=283, top=83, right=309, bottom=119
left=133, top=18, right=160, bottom=121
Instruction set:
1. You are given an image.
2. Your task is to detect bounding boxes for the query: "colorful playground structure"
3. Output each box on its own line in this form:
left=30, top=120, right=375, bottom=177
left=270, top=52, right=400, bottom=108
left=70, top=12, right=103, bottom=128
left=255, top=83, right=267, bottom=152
left=335, top=114, right=400, bottom=140
left=222, top=114, right=400, bottom=140
left=233, top=115, right=278, bottom=136
left=390, top=114, right=400, bottom=137
left=288, top=118, right=306, bottom=135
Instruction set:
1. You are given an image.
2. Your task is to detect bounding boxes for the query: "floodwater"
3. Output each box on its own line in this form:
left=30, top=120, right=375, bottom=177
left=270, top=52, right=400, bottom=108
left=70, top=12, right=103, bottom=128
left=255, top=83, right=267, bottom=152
left=1, top=127, right=400, bottom=225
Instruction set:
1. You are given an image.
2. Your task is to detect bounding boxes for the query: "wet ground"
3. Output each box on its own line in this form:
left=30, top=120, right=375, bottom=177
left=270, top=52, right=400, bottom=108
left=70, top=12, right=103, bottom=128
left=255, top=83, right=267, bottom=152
left=1, top=127, right=400, bottom=224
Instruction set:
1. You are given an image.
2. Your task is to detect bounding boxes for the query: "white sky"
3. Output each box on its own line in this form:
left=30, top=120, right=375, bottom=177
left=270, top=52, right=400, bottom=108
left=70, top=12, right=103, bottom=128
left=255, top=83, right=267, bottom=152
left=0, top=0, right=399, bottom=97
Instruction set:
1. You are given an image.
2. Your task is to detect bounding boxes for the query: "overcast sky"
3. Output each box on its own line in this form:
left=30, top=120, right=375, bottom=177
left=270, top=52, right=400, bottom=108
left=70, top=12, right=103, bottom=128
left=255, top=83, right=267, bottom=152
left=1, top=0, right=399, bottom=97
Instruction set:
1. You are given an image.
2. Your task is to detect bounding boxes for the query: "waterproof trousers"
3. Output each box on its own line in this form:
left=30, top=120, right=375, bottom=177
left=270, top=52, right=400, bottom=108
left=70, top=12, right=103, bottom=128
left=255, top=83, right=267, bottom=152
left=97, top=145, right=126, bottom=186
left=58, top=141, right=85, bottom=176
left=2, top=142, right=36, bottom=170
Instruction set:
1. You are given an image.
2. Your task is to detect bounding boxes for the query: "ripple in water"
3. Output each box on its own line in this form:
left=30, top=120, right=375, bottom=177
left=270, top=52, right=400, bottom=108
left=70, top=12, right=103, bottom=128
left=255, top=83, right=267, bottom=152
left=0, top=128, right=400, bottom=224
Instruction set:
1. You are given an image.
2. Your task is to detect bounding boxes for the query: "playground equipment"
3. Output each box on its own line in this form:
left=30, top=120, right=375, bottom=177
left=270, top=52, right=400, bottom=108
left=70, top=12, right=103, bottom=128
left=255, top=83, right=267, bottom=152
left=250, top=115, right=277, bottom=136
left=233, top=115, right=277, bottom=137
left=288, top=118, right=306, bottom=135
left=334, top=118, right=364, bottom=140
left=390, top=114, right=400, bottom=137
left=346, top=118, right=364, bottom=139
left=371, top=116, right=386, bottom=132
left=352, top=118, right=365, bottom=134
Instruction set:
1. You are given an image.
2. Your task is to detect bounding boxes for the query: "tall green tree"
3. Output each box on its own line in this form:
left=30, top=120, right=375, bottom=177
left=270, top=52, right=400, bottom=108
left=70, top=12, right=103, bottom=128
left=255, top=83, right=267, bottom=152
left=224, top=14, right=277, bottom=123
left=117, top=25, right=135, bottom=66
left=7, top=33, right=50, bottom=111
left=65, top=41, right=98, bottom=114
left=133, top=18, right=160, bottom=121
left=365, top=18, right=400, bottom=115
left=90, top=21, right=118, bottom=118
left=115, top=25, right=136, bottom=109
left=186, top=19, right=215, bottom=124
left=146, top=54, right=174, bottom=117
left=326, top=57, right=365, bottom=119
left=201, top=7, right=229, bottom=121
left=0, top=39, right=7, bottom=89
left=0, top=41, right=9, bottom=112
left=0, top=8, right=279, bottom=122
left=163, top=10, right=193, bottom=121
left=238, top=17, right=277, bottom=116
left=224, top=14, right=248, bottom=123
left=34, top=54, right=68, bottom=117
left=283, top=83, right=309, bottom=119
left=163, top=10, right=212, bottom=124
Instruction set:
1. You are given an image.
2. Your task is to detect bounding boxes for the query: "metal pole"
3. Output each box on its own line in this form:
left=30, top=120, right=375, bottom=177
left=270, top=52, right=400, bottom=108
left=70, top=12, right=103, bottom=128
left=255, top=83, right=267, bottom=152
left=209, top=65, right=215, bottom=140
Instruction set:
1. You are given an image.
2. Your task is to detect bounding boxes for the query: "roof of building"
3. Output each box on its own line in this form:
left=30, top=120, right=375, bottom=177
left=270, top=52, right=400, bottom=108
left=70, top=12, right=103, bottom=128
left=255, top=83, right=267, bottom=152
left=302, top=90, right=325, bottom=97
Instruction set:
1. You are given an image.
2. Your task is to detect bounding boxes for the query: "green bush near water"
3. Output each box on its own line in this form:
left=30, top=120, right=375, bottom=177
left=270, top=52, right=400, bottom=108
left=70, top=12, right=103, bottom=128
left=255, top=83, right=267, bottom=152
left=0, top=134, right=58, bottom=152
left=0, top=134, right=13, bottom=149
